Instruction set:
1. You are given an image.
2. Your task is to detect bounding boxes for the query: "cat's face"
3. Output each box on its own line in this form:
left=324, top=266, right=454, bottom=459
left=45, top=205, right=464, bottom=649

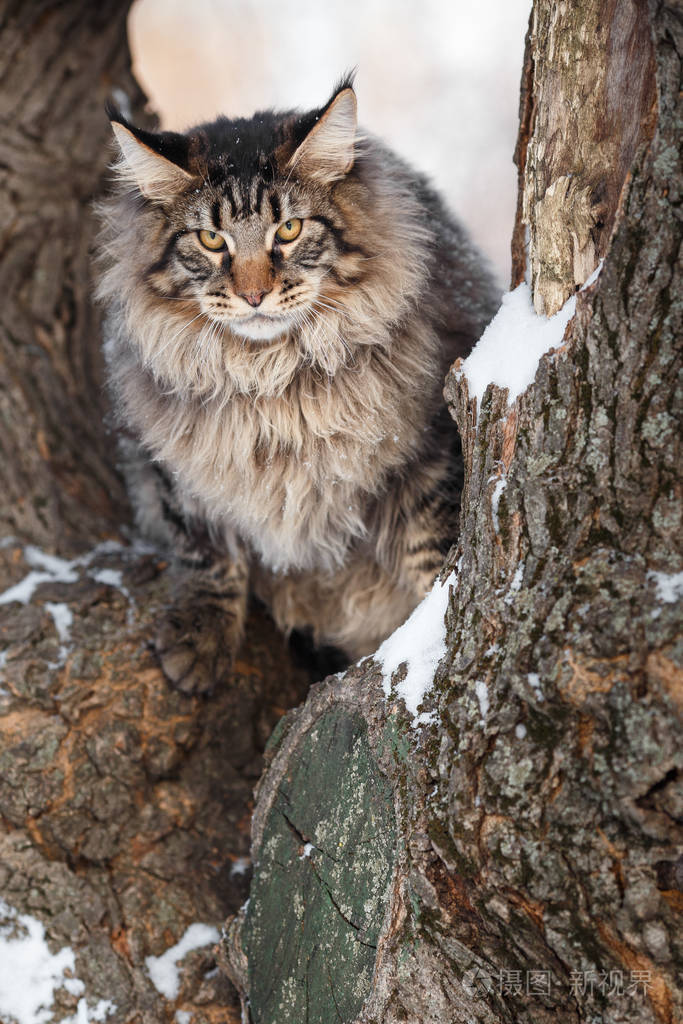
left=157, top=181, right=339, bottom=342
left=109, top=85, right=360, bottom=343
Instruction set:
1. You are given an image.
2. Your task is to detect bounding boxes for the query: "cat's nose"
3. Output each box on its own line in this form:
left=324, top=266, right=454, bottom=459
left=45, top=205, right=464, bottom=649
left=239, top=289, right=270, bottom=308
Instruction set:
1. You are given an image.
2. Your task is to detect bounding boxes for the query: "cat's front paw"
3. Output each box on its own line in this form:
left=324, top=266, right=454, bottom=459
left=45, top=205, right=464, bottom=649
left=154, top=604, right=235, bottom=696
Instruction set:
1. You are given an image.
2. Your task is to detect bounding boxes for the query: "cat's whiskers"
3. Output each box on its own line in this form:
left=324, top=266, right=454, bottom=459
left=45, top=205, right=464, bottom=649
left=151, top=293, right=197, bottom=304
left=291, top=301, right=351, bottom=373
left=295, top=293, right=352, bottom=351
left=153, top=310, right=209, bottom=364
left=310, top=296, right=352, bottom=323
left=309, top=304, right=355, bottom=366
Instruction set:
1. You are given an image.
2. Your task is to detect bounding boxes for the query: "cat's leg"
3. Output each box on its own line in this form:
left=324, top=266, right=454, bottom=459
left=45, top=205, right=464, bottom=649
left=393, top=490, right=454, bottom=599
left=120, top=438, right=248, bottom=695
left=373, top=432, right=462, bottom=602
left=255, top=559, right=417, bottom=662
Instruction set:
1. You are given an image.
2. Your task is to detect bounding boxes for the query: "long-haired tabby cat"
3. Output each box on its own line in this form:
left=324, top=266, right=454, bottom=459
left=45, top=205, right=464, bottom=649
left=96, top=75, right=499, bottom=694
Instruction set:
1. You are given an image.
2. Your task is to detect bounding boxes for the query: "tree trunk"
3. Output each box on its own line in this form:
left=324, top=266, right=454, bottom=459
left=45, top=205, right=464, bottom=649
left=222, top=2, right=682, bottom=1022
left=0, top=4, right=311, bottom=1021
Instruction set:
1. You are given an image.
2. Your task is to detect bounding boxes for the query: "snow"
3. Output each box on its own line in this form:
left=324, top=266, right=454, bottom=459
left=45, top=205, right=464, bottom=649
left=0, top=547, right=79, bottom=606
left=229, top=857, right=250, bottom=877
left=0, top=540, right=127, bottom=608
left=582, top=261, right=604, bottom=291
left=0, top=899, right=75, bottom=1024
left=376, top=571, right=455, bottom=721
left=145, top=923, right=220, bottom=1000
left=460, top=282, right=576, bottom=412
left=90, top=569, right=123, bottom=588
left=515, top=723, right=527, bottom=739
left=460, top=262, right=604, bottom=416
left=300, top=843, right=315, bottom=859
left=527, top=672, right=544, bottom=702
left=0, top=540, right=138, bottom=630
left=63, top=999, right=116, bottom=1024
left=474, top=680, right=489, bottom=724
left=504, top=562, right=525, bottom=604
left=648, top=570, right=683, bottom=605
left=45, top=601, right=74, bottom=643
left=490, top=475, right=507, bottom=533
left=0, top=899, right=114, bottom=1024
left=63, top=979, right=86, bottom=997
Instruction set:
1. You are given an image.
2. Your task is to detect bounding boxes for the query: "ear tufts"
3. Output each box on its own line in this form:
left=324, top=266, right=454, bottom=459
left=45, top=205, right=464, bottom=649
left=287, top=80, right=358, bottom=184
left=107, top=109, right=195, bottom=202
left=104, top=99, right=124, bottom=125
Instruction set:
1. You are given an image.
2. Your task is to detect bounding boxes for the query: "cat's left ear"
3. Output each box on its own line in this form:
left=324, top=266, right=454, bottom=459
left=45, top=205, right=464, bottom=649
left=288, top=87, right=357, bottom=184
left=107, top=105, right=194, bottom=200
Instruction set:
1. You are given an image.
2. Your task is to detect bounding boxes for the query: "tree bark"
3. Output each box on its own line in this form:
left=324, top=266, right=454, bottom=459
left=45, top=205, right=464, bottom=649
left=222, top=2, right=682, bottom=1022
left=0, top=0, right=136, bottom=549
left=0, top=3, right=311, bottom=1021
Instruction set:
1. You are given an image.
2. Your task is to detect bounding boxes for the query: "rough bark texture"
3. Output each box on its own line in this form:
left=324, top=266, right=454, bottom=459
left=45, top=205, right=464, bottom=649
left=223, top=1, right=682, bottom=1022
left=0, top=3, right=312, bottom=1022
left=0, top=537, right=312, bottom=1022
left=0, top=0, right=136, bottom=549
left=1, top=0, right=681, bottom=1022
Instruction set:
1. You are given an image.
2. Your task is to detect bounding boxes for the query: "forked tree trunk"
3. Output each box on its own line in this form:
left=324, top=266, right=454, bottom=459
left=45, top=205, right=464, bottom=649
left=221, top=2, right=682, bottom=1022
left=0, top=1, right=680, bottom=1023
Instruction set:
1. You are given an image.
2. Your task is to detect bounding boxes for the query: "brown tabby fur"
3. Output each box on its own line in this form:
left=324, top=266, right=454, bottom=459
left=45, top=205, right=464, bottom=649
left=96, top=77, right=499, bottom=693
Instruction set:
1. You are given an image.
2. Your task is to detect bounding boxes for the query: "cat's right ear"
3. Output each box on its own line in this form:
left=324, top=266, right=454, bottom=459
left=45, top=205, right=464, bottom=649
left=107, top=106, right=194, bottom=201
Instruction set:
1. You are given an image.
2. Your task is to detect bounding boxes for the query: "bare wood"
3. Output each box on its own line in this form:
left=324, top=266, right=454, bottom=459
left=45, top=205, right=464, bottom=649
left=521, top=0, right=657, bottom=314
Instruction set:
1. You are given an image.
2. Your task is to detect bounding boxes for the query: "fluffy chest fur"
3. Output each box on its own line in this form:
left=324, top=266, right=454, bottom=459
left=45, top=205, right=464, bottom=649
left=109, top=310, right=438, bottom=571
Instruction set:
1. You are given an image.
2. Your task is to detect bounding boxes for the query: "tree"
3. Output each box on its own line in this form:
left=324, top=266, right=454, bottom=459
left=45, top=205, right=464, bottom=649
left=0, top=3, right=310, bottom=1021
left=221, top=2, right=682, bottom=1022
left=0, top=1, right=680, bottom=1023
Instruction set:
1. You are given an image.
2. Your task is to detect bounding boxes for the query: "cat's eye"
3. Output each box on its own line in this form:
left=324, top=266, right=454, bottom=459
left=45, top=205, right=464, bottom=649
left=198, top=229, right=227, bottom=251
left=275, top=218, right=302, bottom=243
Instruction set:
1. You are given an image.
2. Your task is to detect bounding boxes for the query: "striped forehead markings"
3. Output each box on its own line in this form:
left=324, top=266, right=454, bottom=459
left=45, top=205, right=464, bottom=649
left=254, top=179, right=265, bottom=216
left=224, top=183, right=237, bottom=218
left=219, top=179, right=284, bottom=225
left=269, top=193, right=281, bottom=223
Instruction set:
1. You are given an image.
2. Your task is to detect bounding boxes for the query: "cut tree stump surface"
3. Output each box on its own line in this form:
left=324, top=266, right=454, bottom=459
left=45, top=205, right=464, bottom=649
left=242, top=709, right=396, bottom=1023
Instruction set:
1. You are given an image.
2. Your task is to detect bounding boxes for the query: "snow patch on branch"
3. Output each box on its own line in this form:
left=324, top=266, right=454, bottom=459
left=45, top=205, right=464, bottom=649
left=0, top=899, right=116, bottom=1024
left=0, top=541, right=126, bottom=607
left=0, top=538, right=146, bottom=639
left=490, top=474, right=507, bottom=533
left=376, top=571, right=456, bottom=722
left=459, top=265, right=604, bottom=415
left=145, top=923, right=220, bottom=1000
left=460, top=282, right=576, bottom=411
left=230, top=857, right=250, bottom=877
left=527, top=672, right=544, bottom=702
left=504, top=562, right=525, bottom=605
left=45, top=602, right=74, bottom=667
left=474, top=680, right=489, bottom=725
left=648, top=570, right=683, bottom=605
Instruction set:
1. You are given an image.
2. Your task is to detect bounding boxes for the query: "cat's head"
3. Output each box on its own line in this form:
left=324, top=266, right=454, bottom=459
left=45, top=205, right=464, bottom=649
left=106, top=77, right=368, bottom=343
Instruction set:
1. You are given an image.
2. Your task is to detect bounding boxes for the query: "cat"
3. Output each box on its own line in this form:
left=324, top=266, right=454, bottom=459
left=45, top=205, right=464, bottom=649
left=96, top=75, right=499, bottom=695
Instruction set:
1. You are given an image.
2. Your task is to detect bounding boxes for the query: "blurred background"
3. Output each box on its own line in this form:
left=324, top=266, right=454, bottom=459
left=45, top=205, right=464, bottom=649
left=129, top=0, right=532, bottom=286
